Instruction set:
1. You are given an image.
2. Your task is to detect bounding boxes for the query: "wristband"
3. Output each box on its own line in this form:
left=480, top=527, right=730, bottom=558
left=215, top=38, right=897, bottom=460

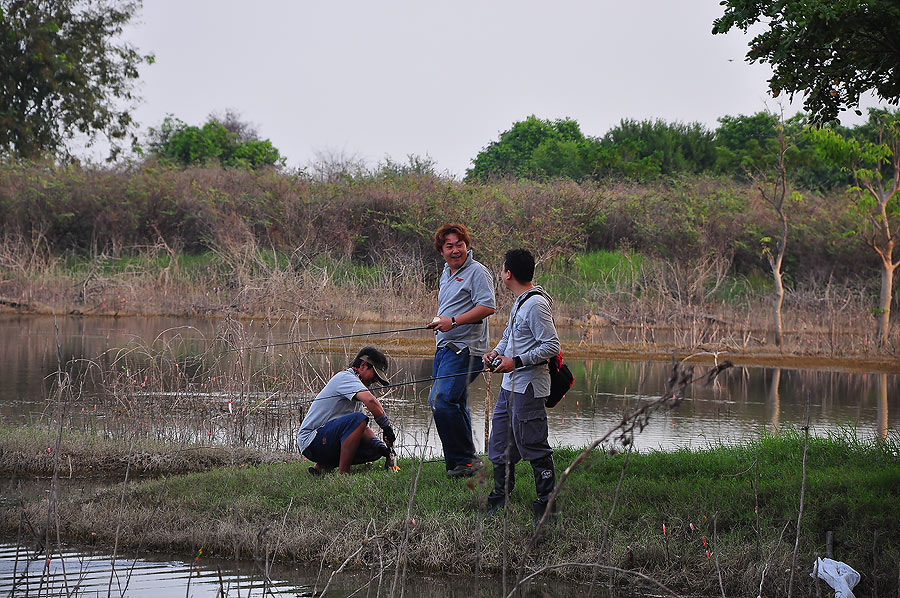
left=374, top=413, right=392, bottom=429
left=451, top=316, right=458, bottom=328
left=513, top=355, right=524, bottom=369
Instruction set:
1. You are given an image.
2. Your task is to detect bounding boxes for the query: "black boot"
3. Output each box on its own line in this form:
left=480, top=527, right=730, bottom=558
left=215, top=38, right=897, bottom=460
left=486, top=461, right=515, bottom=516
left=530, top=455, right=557, bottom=526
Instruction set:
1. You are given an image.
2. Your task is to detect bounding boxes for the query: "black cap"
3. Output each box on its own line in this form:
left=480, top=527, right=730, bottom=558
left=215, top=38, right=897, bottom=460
left=355, top=347, right=389, bottom=385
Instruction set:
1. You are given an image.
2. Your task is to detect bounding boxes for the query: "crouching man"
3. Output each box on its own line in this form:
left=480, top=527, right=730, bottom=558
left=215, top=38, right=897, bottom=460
left=297, top=347, right=396, bottom=475
left=483, top=249, right=561, bottom=524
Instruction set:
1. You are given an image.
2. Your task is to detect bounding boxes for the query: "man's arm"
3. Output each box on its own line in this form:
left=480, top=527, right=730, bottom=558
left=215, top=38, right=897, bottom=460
left=355, top=390, right=384, bottom=417
left=355, top=390, right=395, bottom=447
left=517, top=300, right=561, bottom=365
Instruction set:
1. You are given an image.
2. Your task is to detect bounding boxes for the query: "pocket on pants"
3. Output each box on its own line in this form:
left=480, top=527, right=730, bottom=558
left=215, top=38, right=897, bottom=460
left=515, top=408, right=549, bottom=454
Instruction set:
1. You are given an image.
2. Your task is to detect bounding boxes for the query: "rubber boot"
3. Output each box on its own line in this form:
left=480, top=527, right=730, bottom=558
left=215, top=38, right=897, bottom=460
left=530, top=455, right=557, bottom=526
left=486, top=462, right=515, bottom=517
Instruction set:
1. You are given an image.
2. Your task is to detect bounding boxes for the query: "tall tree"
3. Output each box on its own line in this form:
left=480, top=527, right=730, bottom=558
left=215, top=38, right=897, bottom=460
left=811, top=109, right=900, bottom=348
left=0, top=0, right=152, bottom=159
left=753, top=118, right=796, bottom=348
left=713, top=0, right=900, bottom=123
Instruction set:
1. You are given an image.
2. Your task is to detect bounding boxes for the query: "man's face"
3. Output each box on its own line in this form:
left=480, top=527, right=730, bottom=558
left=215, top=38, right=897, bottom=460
left=440, top=232, right=468, bottom=271
left=358, top=363, right=377, bottom=386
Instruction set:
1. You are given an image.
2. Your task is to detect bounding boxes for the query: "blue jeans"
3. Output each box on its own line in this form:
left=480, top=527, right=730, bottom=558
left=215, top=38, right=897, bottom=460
left=429, top=345, right=483, bottom=470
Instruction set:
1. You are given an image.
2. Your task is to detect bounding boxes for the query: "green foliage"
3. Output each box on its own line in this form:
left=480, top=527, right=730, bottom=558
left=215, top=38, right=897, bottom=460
left=0, top=0, right=153, bottom=159
left=809, top=109, right=900, bottom=211
left=712, top=0, right=900, bottom=123
left=465, top=115, right=602, bottom=181
left=467, top=112, right=857, bottom=189
left=147, top=113, right=283, bottom=169
left=600, top=118, right=718, bottom=179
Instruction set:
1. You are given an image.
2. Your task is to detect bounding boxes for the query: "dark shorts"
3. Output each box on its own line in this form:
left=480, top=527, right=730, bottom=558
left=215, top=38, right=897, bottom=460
left=302, top=411, right=382, bottom=467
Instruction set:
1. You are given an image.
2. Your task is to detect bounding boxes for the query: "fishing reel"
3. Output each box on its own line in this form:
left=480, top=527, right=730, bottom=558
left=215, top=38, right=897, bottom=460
left=485, top=356, right=503, bottom=372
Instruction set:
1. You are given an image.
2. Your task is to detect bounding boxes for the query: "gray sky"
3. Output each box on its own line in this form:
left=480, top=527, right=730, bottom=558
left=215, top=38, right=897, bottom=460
left=118, top=1, right=883, bottom=177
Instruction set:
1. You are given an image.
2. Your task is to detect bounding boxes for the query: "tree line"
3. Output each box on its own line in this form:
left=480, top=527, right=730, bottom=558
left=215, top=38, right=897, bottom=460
left=464, top=110, right=896, bottom=191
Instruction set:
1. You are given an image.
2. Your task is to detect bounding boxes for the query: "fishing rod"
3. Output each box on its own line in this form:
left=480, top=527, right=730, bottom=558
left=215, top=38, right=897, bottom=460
left=227, top=324, right=433, bottom=353
left=239, top=367, right=494, bottom=413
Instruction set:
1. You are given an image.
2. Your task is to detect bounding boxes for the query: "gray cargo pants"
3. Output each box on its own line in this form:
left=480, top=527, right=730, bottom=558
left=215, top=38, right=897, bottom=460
left=488, top=384, right=552, bottom=465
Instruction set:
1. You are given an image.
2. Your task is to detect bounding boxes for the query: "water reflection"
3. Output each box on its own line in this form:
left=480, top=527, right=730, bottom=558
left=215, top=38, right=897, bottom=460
left=0, top=542, right=596, bottom=597
left=1, top=316, right=897, bottom=456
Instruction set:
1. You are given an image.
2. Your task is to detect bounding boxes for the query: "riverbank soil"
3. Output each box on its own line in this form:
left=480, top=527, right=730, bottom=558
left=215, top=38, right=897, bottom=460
left=2, top=434, right=898, bottom=596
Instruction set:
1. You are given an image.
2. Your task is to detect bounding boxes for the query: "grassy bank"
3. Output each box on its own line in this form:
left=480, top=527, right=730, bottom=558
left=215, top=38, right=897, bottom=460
left=0, top=425, right=300, bottom=478
left=4, top=432, right=898, bottom=596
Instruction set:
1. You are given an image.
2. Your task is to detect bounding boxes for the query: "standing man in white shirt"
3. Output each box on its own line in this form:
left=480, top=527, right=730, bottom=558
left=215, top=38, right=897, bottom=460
left=426, top=223, right=496, bottom=478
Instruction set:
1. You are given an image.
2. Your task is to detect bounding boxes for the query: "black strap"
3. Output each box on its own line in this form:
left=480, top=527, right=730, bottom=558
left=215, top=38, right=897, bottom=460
left=509, top=289, right=553, bottom=367
left=511, top=288, right=547, bottom=319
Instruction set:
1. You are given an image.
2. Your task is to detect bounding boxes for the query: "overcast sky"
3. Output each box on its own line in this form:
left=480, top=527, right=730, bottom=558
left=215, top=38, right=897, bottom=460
left=116, top=1, right=884, bottom=177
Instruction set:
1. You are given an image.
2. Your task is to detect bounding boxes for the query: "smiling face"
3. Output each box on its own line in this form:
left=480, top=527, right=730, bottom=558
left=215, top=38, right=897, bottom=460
left=440, top=232, right=468, bottom=272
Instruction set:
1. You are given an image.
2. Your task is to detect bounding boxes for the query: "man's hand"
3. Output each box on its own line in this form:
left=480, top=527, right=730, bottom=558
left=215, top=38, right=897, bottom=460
left=382, top=425, right=396, bottom=448
left=491, top=356, right=515, bottom=373
left=482, top=350, right=498, bottom=364
left=426, top=315, right=453, bottom=333
left=374, top=413, right=395, bottom=447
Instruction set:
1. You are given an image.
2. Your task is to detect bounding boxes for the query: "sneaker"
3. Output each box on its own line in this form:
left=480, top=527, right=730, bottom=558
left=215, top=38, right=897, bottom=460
left=447, top=459, right=484, bottom=478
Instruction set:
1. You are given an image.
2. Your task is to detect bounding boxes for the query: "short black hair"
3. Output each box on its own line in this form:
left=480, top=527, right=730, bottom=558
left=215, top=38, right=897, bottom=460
left=351, top=346, right=388, bottom=370
left=503, top=248, right=535, bottom=283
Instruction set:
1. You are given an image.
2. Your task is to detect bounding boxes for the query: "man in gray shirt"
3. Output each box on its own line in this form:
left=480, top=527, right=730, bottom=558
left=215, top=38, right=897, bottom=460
left=483, top=248, right=561, bottom=524
left=426, top=223, right=496, bottom=477
left=297, top=347, right=396, bottom=475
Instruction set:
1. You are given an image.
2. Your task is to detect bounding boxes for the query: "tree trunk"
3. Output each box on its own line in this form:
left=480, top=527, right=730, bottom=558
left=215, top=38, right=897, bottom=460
left=876, top=258, right=895, bottom=348
left=773, top=269, right=785, bottom=347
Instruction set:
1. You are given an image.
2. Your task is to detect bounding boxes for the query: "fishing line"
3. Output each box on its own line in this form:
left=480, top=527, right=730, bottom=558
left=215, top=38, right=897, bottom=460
left=225, top=325, right=432, bottom=353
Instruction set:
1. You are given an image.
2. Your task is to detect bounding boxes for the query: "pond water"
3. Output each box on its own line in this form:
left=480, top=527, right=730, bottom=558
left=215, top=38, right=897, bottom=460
left=1, top=315, right=896, bottom=454
left=0, top=541, right=592, bottom=597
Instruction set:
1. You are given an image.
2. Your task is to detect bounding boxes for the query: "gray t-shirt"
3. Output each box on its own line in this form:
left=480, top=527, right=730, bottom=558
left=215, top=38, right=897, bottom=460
left=493, top=286, right=561, bottom=396
left=435, top=249, right=496, bottom=355
left=296, top=368, right=368, bottom=453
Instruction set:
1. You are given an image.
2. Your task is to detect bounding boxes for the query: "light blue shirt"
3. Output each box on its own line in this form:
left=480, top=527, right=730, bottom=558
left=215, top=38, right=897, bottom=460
left=493, top=286, right=561, bottom=396
left=296, top=369, right=368, bottom=453
left=434, top=249, right=496, bottom=355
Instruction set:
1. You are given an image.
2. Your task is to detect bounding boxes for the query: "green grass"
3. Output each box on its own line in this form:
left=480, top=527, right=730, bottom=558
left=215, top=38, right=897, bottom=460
left=713, top=270, right=774, bottom=303
left=541, top=250, right=642, bottom=303
left=14, top=430, right=897, bottom=595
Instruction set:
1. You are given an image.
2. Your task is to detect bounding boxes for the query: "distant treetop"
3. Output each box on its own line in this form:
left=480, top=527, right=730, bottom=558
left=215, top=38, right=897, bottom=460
left=147, top=111, right=283, bottom=169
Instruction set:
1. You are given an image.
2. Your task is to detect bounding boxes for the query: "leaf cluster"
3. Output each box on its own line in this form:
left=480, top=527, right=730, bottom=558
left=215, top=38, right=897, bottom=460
left=0, top=0, right=153, bottom=159
left=146, top=113, right=283, bottom=170
left=712, top=0, right=900, bottom=123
